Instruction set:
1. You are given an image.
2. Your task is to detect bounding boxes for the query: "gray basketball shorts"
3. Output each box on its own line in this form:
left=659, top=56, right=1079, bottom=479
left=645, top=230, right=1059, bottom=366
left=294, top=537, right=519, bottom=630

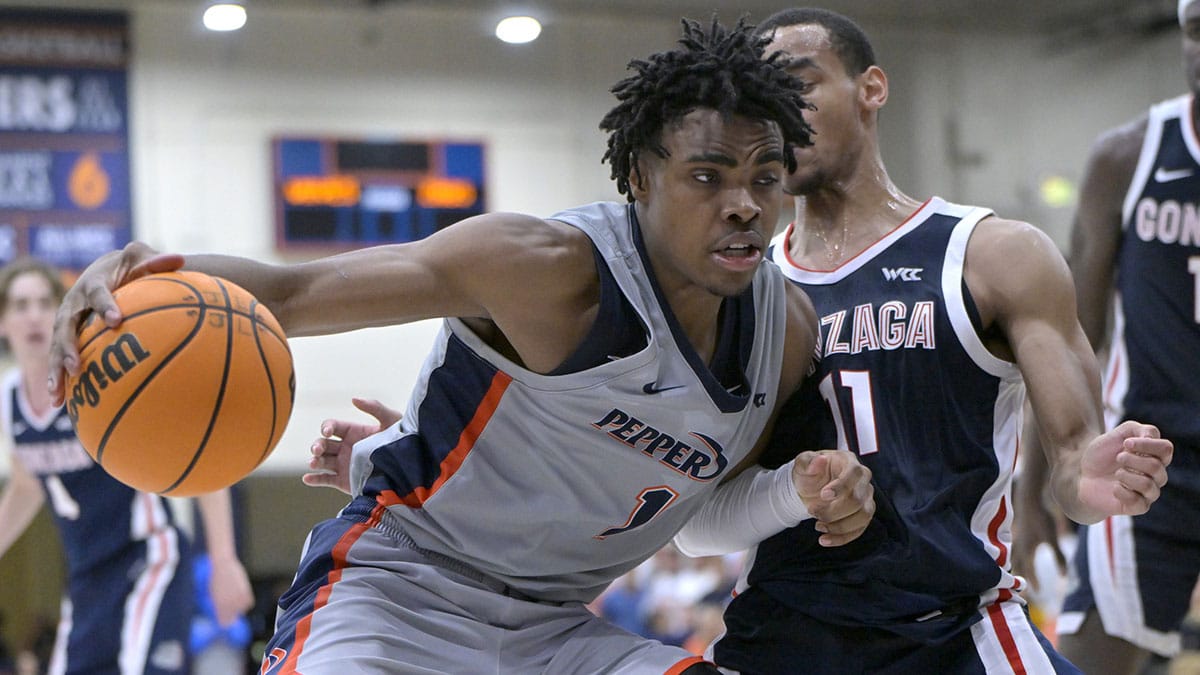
left=259, top=495, right=707, bottom=674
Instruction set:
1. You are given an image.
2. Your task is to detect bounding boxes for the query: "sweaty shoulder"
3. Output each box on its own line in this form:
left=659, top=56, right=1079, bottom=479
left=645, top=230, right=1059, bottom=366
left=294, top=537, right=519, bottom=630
left=468, top=212, right=595, bottom=272
left=963, top=216, right=1071, bottom=332
left=445, top=212, right=598, bottom=306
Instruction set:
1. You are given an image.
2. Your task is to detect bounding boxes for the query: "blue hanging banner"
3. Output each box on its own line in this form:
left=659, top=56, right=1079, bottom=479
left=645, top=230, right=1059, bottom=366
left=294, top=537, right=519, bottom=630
left=0, top=8, right=131, bottom=270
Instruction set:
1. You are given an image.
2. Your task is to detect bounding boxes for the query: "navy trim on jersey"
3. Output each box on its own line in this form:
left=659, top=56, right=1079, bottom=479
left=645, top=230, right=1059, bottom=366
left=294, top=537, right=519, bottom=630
left=362, top=335, right=501, bottom=498
left=550, top=244, right=647, bottom=375
left=628, top=205, right=754, bottom=413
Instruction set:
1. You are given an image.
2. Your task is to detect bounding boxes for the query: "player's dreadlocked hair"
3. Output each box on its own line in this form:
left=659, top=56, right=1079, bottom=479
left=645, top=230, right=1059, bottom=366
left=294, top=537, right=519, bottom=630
left=600, top=16, right=813, bottom=202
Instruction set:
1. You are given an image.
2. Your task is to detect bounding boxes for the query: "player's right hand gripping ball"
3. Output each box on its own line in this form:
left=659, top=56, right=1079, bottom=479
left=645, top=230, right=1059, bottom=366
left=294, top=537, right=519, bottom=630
left=66, top=271, right=295, bottom=496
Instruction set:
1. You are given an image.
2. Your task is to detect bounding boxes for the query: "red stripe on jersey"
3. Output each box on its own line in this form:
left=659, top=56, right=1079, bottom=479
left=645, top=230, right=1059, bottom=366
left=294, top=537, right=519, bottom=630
left=986, top=601, right=1027, bottom=675
left=1105, top=517, right=1117, bottom=580
left=1104, top=351, right=1123, bottom=402
left=279, top=501, right=387, bottom=674
left=128, top=494, right=168, bottom=640
left=665, top=656, right=707, bottom=674
left=395, top=370, right=512, bottom=508
left=987, top=495, right=1010, bottom=568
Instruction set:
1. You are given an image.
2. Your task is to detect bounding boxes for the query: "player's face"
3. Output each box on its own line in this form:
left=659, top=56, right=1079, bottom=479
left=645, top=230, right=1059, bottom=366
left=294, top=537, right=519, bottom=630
left=632, top=109, right=785, bottom=298
left=765, top=24, right=870, bottom=195
left=1183, top=4, right=1200, bottom=95
left=0, top=272, right=58, bottom=362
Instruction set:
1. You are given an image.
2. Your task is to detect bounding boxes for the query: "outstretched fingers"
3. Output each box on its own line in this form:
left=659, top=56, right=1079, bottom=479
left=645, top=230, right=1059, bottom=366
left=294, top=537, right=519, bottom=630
left=302, top=434, right=352, bottom=493
left=350, top=396, right=403, bottom=428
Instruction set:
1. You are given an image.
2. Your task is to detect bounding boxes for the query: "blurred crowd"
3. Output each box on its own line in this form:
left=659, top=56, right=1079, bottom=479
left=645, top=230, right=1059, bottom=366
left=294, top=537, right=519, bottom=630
left=588, top=545, right=743, bottom=657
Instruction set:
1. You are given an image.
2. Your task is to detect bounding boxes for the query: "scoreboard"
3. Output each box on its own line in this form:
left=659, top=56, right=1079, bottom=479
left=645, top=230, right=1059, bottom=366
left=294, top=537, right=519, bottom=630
left=273, top=136, right=486, bottom=249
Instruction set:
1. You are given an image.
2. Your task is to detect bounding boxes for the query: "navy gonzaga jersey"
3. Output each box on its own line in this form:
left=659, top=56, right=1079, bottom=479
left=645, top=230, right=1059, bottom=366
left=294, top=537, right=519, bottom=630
left=0, top=368, right=178, bottom=577
left=349, top=201, right=787, bottom=604
left=744, top=198, right=1025, bottom=639
left=1107, top=94, right=1200, bottom=444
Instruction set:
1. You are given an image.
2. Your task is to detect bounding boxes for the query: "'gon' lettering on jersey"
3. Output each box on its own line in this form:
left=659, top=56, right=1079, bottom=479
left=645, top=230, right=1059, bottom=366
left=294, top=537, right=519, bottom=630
left=1134, top=198, right=1200, bottom=246
left=592, top=408, right=729, bottom=481
left=820, top=300, right=936, bottom=356
left=66, top=333, right=151, bottom=422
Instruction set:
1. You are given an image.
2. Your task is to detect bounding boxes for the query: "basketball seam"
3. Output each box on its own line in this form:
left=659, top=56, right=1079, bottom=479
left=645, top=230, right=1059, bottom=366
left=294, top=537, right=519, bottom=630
left=94, top=278, right=210, bottom=465
left=76, top=276, right=288, bottom=352
left=160, top=278, right=237, bottom=494
left=249, top=298, right=282, bottom=469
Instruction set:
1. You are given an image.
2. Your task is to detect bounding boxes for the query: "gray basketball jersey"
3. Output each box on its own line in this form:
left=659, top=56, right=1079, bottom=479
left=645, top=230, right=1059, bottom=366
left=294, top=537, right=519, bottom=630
left=349, top=201, right=788, bottom=603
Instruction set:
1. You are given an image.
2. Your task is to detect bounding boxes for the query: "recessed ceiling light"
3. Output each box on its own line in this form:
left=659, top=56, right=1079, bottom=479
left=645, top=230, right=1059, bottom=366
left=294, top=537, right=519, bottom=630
left=204, top=3, right=247, bottom=32
left=495, top=16, right=541, bottom=44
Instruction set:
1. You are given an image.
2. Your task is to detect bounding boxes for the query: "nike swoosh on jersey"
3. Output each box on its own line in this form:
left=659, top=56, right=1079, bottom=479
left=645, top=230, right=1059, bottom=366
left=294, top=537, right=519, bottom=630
left=642, top=382, right=685, bottom=394
left=1154, top=166, right=1195, bottom=183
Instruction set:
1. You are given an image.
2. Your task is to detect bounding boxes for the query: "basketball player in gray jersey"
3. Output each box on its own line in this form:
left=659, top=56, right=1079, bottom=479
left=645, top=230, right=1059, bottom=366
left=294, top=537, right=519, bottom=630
left=47, top=18, right=875, bottom=674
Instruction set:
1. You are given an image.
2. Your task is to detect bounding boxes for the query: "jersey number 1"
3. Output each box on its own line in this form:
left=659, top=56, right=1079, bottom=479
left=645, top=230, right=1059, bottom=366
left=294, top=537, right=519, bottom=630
left=818, top=370, right=879, bottom=456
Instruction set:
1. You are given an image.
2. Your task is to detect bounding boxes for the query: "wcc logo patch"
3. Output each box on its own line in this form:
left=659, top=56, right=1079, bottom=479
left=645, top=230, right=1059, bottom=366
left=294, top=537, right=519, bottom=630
left=881, top=267, right=923, bottom=281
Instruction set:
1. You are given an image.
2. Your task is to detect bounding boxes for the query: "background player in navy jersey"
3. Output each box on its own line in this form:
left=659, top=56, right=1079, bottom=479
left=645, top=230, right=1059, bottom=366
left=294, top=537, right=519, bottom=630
left=1015, top=1, right=1200, bottom=673
left=44, top=19, right=876, bottom=674
left=0, top=257, right=253, bottom=675
left=671, top=8, right=1175, bottom=674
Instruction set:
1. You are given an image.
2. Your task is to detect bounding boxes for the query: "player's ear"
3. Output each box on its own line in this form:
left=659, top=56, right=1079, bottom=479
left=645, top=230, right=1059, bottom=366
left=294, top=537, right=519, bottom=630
left=629, top=153, right=650, bottom=201
left=859, top=65, right=887, bottom=112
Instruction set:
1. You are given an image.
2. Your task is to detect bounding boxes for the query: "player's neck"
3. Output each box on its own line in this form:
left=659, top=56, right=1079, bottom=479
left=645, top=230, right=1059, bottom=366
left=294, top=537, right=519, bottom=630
left=789, top=172, right=921, bottom=268
left=19, top=362, right=54, bottom=414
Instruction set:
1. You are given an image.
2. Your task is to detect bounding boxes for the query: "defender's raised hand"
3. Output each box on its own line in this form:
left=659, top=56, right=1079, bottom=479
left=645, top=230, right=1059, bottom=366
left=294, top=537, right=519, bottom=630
left=303, top=397, right=403, bottom=493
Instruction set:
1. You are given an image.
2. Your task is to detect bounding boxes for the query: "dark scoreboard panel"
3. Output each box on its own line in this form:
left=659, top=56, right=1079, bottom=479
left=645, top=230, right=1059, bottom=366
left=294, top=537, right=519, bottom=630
left=273, top=136, right=486, bottom=249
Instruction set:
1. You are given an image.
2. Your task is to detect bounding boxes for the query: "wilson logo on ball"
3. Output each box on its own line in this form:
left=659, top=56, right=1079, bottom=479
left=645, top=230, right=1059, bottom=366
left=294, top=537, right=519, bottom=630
left=67, top=270, right=295, bottom=497
left=66, top=333, right=151, bottom=423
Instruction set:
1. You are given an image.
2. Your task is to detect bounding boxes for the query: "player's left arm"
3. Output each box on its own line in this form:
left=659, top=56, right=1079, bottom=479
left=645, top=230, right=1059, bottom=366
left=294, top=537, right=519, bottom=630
left=675, top=284, right=875, bottom=555
left=967, top=218, right=1172, bottom=524
left=195, top=488, right=254, bottom=627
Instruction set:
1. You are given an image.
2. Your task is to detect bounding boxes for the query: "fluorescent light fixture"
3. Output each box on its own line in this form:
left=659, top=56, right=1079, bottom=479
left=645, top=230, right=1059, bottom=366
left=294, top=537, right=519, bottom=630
left=495, top=16, right=541, bottom=44
left=204, top=3, right=247, bottom=32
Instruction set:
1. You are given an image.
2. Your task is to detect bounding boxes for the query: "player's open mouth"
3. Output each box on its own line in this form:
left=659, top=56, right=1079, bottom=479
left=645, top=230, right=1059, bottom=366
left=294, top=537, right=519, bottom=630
left=714, top=243, right=762, bottom=270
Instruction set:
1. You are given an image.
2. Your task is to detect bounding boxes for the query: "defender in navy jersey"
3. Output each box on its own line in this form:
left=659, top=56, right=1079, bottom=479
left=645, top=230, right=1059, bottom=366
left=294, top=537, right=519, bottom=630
left=1019, top=2, right=1200, bottom=672
left=674, top=9, right=1173, bottom=674
left=48, top=20, right=876, bottom=675
left=0, top=258, right=252, bottom=675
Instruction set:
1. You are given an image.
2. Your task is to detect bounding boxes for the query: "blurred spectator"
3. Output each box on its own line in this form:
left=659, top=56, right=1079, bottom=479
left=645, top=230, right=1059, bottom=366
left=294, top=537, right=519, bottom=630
left=591, top=544, right=743, bottom=655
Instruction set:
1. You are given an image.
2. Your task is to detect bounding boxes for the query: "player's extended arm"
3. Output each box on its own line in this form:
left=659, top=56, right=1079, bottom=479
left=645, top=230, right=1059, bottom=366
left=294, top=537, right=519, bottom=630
left=303, top=397, right=403, bottom=493
left=195, top=488, right=254, bottom=627
left=968, top=219, right=1171, bottom=524
left=48, top=213, right=598, bottom=404
left=674, top=449, right=874, bottom=556
left=0, top=454, right=46, bottom=558
left=1012, top=122, right=1143, bottom=577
